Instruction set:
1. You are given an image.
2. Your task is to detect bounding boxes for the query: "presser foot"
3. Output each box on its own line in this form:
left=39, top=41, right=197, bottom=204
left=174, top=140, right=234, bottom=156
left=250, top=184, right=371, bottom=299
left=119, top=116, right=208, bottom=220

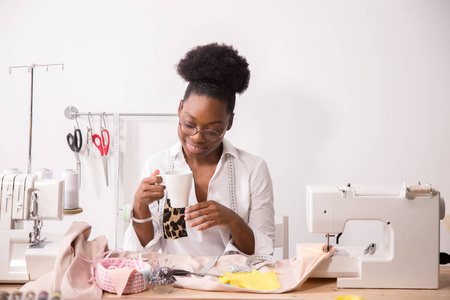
left=323, top=233, right=335, bottom=253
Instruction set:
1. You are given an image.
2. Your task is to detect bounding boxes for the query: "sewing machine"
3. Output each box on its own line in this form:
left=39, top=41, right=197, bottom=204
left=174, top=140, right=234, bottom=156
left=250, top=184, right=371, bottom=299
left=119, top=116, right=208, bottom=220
left=0, top=170, right=64, bottom=283
left=307, top=183, right=445, bottom=289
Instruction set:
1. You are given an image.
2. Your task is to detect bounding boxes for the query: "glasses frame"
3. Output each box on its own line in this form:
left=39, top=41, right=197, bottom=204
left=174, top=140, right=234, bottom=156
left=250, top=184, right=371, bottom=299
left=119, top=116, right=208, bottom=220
left=179, top=120, right=229, bottom=142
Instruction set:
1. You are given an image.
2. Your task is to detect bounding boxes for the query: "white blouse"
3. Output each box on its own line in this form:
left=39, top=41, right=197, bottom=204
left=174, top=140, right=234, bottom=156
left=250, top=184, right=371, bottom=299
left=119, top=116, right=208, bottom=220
left=123, top=138, right=275, bottom=256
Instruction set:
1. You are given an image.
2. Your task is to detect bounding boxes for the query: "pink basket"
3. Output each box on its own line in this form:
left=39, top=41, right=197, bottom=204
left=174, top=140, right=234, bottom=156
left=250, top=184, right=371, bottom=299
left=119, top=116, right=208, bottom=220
left=95, top=258, right=151, bottom=294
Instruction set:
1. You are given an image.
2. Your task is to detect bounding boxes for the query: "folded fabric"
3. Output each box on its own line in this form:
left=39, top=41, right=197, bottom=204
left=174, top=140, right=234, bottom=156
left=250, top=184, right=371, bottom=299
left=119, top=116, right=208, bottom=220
left=106, top=267, right=136, bottom=297
left=20, top=221, right=109, bottom=299
left=219, top=270, right=280, bottom=291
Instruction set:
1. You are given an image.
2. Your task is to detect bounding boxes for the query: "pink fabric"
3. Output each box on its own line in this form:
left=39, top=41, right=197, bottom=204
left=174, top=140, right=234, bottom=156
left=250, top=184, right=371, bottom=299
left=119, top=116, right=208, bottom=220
left=95, top=258, right=149, bottom=295
left=107, top=268, right=136, bottom=297
left=20, top=222, right=109, bottom=299
left=124, top=243, right=334, bottom=293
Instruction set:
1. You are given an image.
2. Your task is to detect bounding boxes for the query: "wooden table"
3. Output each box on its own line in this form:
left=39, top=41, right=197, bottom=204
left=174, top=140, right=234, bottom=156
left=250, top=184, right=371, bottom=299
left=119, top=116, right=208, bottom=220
left=1, top=266, right=449, bottom=299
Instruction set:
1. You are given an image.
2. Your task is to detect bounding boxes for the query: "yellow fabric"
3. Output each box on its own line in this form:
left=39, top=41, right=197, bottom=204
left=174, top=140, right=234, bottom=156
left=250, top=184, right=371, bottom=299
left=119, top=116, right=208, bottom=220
left=219, top=270, right=280, bottom=291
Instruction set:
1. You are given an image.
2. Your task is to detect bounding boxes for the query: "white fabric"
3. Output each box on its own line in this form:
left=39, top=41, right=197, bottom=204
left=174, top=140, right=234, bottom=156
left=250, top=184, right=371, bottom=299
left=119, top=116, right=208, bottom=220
left=123, top=138, right=275, bottom=256
left=123, top=243, right=334, bottom=293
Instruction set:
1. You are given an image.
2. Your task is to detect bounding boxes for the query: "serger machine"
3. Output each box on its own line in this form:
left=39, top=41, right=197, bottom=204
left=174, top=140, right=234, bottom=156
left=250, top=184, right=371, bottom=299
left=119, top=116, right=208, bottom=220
left=0, top=171, right=64, bottom=283
left=307, top=183, right=445, bottom=289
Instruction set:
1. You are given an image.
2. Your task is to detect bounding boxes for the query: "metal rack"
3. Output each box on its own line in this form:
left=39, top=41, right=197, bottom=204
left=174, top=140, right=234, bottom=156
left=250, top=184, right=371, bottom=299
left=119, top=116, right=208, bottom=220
left=9, top=63, right=65, bottom=174
left=64, top=106, right=177, bottom=120
left=64, top=105, right=177, bottom=249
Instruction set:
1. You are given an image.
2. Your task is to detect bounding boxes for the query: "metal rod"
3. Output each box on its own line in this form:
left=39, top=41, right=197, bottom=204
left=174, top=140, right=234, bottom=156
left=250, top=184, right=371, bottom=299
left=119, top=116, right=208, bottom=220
left=28, top=67, right=34, bottom=174
left=9, top=63, right=64, bottom=174
left=9, top=63, right=64, bottom=74
left=64, top=106, right=177, bottom=120
left=324, top=233, right=335, bottom=253
left=78, top=112, right=177, bottom=117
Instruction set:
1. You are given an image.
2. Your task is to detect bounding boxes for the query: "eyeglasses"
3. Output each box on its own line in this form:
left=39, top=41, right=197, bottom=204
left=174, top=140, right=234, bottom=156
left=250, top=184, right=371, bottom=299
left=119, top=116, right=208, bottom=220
left=179, top=121, right=228, bottom=142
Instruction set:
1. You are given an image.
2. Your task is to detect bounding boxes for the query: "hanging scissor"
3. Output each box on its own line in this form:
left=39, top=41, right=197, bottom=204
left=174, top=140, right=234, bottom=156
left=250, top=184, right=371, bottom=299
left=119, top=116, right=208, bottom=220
left=86, top=112, right=94, bottom=157
left=66, top=117, right=82, bottom=189
left=93, top=113, right=110, bottom=186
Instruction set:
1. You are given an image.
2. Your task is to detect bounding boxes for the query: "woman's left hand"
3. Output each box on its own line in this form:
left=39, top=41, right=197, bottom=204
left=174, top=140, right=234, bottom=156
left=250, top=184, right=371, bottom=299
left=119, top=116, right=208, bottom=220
left=185, top=200, right=237, bottom=231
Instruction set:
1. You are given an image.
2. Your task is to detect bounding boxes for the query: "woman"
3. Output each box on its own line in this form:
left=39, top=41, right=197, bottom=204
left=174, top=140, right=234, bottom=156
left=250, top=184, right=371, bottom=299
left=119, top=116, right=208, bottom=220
left=124, top=43, right=274, bottom=256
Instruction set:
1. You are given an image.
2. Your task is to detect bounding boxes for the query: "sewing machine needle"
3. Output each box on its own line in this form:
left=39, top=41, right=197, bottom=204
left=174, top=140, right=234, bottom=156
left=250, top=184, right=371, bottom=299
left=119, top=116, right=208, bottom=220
left=324, top=233, right=331, bottom=253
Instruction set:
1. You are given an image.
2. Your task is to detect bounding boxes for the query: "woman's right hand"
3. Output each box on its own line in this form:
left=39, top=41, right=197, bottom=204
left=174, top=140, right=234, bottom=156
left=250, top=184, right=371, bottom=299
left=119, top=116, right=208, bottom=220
left=133, top=169, right=165, bottom=215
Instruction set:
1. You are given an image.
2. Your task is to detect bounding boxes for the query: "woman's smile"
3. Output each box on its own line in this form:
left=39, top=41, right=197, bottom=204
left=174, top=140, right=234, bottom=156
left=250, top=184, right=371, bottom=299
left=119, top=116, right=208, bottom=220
left=185, top=141, right=207, bottom=154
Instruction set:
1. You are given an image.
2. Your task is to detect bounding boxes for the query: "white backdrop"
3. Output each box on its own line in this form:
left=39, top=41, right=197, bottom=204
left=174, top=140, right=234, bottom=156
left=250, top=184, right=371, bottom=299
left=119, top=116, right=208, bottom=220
left=1, top=0, right=449, bottom=259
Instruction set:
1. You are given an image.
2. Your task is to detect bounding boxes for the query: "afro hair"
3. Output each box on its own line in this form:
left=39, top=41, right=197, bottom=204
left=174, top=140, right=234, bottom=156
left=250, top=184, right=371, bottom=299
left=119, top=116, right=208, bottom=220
left=176, top=43, right=250, bottom=95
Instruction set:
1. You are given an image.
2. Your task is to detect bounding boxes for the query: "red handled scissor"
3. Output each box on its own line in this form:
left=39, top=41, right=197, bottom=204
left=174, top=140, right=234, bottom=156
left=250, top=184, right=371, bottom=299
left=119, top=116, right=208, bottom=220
left=93, top=128, right=110, bottom=186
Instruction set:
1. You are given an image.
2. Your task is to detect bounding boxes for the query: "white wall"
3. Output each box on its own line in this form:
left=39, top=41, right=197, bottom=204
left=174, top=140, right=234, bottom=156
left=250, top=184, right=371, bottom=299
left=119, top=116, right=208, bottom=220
left=1, top=0, right=449, bottom=259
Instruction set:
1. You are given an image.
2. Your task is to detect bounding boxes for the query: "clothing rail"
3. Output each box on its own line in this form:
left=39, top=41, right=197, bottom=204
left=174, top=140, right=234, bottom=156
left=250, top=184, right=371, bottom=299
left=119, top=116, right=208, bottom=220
left=64, top=106, right=177, bottom=120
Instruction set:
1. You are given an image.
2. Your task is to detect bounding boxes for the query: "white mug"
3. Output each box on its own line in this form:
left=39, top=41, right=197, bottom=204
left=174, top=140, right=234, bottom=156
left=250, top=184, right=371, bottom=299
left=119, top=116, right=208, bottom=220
left=160, top=170, right=193, bottom=208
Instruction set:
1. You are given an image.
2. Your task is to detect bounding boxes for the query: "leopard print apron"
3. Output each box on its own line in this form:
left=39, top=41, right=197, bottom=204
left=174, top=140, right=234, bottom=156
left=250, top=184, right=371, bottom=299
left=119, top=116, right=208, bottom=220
left=160, top=153, right=236, bottom=239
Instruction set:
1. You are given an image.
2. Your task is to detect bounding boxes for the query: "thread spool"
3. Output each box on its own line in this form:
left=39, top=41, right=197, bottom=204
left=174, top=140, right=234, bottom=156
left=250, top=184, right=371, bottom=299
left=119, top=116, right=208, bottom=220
left=61, top=169, right=79, bottom=210
left=2, top=168, right=22, bottom=175
left=118, top=204, right=132, bottom=222
left=9, top=292, right=22, bottom=300
left=38, top=291, right=49, bottom=300
left=24, top=291, right=35, bottom=300
left=408, top=184, right=432, bottom=195
left=37, top=168, right=53, bottom=179
left=50, top=291, right=62, bottom=300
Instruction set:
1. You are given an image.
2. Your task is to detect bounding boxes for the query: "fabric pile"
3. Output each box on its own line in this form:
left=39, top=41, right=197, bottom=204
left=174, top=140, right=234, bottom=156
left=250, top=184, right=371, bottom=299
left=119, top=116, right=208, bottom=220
left=21, top=221, right=334, bottom=298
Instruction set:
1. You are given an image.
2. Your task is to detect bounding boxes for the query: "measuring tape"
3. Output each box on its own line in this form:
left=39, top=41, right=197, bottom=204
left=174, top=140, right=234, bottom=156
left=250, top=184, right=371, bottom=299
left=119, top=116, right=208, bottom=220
left=201, top=255, right=221, bottom=274
left=229, top=254, right=277, bottom=273
left=113, top=113, right=120, bottom=250
left=227, top=153, right=237, bottom=214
